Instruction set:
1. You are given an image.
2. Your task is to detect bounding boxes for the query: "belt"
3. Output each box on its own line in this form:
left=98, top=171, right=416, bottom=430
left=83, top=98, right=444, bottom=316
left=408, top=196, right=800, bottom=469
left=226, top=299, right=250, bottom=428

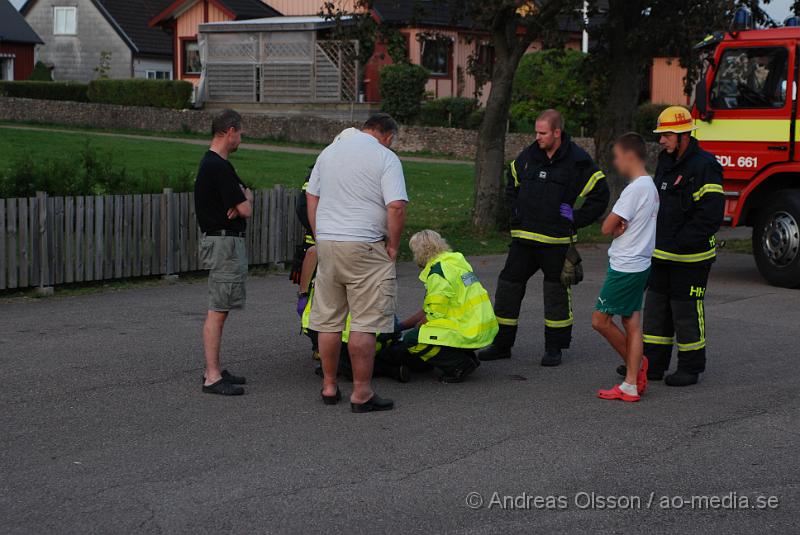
left=205, top=230, right=246, bottom=238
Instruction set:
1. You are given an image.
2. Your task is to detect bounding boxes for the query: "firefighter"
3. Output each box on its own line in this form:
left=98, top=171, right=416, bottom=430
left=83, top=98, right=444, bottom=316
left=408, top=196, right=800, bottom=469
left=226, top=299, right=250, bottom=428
left=378, top=230, right=498, bottom=383
left=479, top=109, right=610, bottom=366
left=619, top=105, right=724, bottom=386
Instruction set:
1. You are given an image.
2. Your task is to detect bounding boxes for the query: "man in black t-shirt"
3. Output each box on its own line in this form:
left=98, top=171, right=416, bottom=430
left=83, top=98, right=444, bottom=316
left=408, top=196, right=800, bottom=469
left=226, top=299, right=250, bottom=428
left=195, top=109, right=253, bottom=396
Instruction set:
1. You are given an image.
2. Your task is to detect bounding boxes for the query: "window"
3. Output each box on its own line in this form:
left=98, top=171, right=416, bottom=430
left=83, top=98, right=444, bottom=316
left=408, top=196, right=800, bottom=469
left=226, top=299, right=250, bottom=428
left=183, top=40, right=201, bottom=75
left=53, top=6, right=77, bottom=35
left=0, top=57, right=14, bottom=81
left=421, top=37, right=452, bottom=77
left=476, top=43, right=495, bottom=77
left=710, top=46, right=789, bottom=109
left=146, top=70, right=172, bottom=80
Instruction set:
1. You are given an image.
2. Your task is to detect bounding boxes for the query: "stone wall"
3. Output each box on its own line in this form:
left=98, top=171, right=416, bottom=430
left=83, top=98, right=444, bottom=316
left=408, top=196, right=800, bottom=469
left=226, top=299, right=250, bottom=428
left=0, top=96, right=612, bottom=162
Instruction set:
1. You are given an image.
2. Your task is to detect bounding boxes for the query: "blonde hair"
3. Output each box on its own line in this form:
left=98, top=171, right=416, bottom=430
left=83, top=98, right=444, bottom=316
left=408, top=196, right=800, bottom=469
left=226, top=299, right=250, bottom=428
left=409, top=230, right=451, bottom=268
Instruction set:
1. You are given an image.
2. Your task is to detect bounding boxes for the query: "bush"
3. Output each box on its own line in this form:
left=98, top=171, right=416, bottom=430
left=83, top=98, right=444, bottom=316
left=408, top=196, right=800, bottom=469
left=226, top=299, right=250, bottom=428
left=379, top=63, right=430, bottom=123
left=418, top=97, right=481, bottom=129
left=0, top=81, right=88, bottom=102
left=511, top=49, right=593, bottom=135
left=28, top=61, right=53, bottom=81
left=634, top=103, right=679, bottom=138
left=0, top=143, right=193, bottom=198
left=87, top=79, right=193, bottom=109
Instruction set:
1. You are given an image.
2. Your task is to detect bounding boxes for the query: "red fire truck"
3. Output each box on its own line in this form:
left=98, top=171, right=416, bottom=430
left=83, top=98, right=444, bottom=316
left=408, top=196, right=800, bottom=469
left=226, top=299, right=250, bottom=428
left=693, top=17, right=800, bottom=287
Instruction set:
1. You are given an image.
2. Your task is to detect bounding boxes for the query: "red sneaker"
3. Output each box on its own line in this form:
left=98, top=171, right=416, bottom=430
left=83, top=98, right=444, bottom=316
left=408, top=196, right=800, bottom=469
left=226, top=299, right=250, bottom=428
left=597, top=384, right=640, bottom=402
left=637, top=356, right=649, bottom=395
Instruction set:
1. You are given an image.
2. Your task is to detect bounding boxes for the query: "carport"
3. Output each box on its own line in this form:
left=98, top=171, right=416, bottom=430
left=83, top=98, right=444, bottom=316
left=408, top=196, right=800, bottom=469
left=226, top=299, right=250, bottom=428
left=197, top=16, right=359, bottom=105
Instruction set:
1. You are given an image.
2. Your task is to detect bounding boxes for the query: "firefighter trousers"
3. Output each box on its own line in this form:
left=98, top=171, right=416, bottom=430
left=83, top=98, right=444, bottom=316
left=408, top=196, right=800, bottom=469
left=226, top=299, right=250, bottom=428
left=643, top=261, right=711, bottom=375
left=492, top=240, right=572, bottom=350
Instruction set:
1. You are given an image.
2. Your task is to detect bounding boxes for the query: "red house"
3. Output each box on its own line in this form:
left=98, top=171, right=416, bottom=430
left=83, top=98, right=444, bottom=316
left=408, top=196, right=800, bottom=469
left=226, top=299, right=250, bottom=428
left=0, top=0, right=43, bottom=80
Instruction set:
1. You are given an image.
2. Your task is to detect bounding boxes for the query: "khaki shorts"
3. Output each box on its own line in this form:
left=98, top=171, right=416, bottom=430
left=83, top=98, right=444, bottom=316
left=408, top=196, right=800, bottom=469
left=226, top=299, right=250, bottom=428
left=310, top=240, right=396, bottom=333
left=199, top=235, right=248, bottom=312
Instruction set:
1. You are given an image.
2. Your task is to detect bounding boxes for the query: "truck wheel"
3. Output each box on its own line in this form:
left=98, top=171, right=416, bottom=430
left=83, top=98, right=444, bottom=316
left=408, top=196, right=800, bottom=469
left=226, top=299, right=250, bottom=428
left=752, top=190, right=800, bottom=288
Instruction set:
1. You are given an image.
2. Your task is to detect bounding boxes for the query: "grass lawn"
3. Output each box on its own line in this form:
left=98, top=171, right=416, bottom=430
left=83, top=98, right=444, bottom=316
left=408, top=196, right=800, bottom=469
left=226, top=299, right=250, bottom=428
left=0, top=127, right=608, bottom=258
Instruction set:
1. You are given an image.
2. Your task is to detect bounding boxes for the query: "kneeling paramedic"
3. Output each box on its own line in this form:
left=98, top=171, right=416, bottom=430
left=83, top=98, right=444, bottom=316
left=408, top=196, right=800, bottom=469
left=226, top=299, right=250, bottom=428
left=377, top=230, right=498, bottom=383
left=479, top=109, right=609, bottom=366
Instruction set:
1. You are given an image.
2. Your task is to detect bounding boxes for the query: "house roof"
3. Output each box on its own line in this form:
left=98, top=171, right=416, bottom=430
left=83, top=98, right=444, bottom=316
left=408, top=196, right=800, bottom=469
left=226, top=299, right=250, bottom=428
left=0, top=0, right=43, bottom=44
left=149, top=0, right=281, bottom=28
left=20, top=0, right=174, bottom=55
left=372, top=0, right=474, bottom=30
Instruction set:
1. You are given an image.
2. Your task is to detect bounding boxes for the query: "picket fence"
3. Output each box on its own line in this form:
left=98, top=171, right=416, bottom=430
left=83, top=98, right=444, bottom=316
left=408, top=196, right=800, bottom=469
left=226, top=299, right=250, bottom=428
left=0, top=186, right=303, bottom=290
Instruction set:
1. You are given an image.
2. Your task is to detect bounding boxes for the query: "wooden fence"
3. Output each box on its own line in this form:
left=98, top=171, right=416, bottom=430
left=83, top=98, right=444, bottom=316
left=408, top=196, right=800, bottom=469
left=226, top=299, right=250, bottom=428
left=0, top=186, right=303, bottom=291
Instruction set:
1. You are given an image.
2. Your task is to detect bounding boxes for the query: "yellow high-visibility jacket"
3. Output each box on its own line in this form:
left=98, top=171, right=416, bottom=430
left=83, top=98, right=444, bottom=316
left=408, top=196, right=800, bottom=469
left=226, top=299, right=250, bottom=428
left=418, top=252, right=498, bottom=349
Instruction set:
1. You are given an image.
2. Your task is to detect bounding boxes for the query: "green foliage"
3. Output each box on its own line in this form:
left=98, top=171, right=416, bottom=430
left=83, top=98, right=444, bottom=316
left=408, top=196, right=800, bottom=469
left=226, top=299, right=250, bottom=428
left=418, top=97, right=481, bottom=129
left=633, top=103, right=677, bottom=139
left=379, top=63, right=430, bottom=123
left=27, top=61, right=53, bottom=82
left=0, top=142, right=193, bottom=198
left=0, top=81, right=88, bottom=102
left=94, top=51, right=112, bottom=79
left=510, top=49, right=593, bottom=135
left=87, top=79, right=193, bottom=109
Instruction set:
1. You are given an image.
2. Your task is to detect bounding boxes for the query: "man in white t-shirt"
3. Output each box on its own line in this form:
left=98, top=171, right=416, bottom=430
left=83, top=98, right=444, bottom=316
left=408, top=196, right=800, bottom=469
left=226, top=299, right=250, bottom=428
left=591, top=132, right=659, bottom=402
left=306, top=113, right=408, bottom=413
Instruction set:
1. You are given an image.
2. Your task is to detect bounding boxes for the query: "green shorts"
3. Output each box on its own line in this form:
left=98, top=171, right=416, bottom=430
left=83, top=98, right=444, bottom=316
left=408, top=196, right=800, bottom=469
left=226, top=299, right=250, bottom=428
left=596, top=266, right=650, bottom=317
left=199, top=235, right=248, bottom=312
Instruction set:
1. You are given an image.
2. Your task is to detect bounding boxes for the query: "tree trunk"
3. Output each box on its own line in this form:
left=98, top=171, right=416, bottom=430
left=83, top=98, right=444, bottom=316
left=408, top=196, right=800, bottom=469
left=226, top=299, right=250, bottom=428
left=593, top=50, right=648, bottom=205
left=472, top=51, right=516, bottom=231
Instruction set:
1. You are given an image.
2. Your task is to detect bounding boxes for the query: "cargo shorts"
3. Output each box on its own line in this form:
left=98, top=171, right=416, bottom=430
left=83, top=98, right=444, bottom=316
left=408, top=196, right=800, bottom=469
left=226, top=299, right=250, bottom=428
left=199, top=235, right=248, bottom=312
left=310, top=240, right=396, bottom=334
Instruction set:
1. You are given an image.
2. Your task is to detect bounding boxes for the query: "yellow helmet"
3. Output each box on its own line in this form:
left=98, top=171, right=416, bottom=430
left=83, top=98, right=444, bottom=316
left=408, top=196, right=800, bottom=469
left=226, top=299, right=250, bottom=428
left=653, top=105, right=697, bottom=134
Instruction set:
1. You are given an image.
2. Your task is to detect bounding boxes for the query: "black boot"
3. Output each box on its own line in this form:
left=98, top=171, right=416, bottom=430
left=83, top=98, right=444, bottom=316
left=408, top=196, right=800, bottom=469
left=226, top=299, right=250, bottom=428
left=478, top=345, right=511, bottom=361
left=617, top=365, right=664, bottom=381
left=441, top=358, right=480, bottom=384
left=664, top=369, right=699, bottom=386
left=541, top=347, right=562, bottom=367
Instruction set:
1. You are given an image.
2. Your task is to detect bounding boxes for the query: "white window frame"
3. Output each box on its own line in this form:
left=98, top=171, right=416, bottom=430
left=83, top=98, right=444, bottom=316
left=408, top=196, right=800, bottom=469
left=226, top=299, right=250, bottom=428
left=146, top=70, right=172, bottom=80
left=53, top=6, right=77, bottom=36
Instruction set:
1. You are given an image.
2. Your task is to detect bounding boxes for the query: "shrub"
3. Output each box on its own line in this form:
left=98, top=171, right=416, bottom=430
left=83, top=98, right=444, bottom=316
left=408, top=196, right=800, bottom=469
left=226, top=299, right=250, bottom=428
left=28, top=61, right=53, bottom=82
left=511, top=49, right=593, bottom=135
left=87, top=79, right=193, bottom=109
left=0, top=81, right=88, bottom=102
left=379, top=63, right=430, bottom=123
left=418, top=97, right=481, bottom=129
left=634, top=103, right=679, bottom=139
left=0, top=143, right=193, bottom=198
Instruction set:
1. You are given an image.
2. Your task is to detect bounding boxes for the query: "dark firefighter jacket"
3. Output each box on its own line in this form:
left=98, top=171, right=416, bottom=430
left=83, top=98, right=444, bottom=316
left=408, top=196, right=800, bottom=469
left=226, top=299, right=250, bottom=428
left=506, top=133, right=609, bottom=245
left=653, top=137, right=725, bottom=264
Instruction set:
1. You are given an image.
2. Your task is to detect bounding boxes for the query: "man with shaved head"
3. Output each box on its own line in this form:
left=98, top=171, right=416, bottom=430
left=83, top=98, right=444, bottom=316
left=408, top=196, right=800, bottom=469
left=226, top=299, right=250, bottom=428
left=479, top=109, right=610, bottom=367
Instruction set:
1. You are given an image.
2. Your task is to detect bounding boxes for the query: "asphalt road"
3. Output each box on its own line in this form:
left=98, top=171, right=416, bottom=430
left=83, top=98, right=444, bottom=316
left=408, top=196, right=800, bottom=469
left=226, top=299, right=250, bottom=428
left=1, top=247, right=798, bottom=534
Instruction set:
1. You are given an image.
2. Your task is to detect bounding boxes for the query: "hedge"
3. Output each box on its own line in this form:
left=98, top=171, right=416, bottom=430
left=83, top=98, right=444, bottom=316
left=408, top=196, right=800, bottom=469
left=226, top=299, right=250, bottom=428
left=87, top=79, right=194, bottom=109
left=418, top=97, right=481, bottom=129
left=379, top=63, right=430, bottom=123
left=0, top=81, right=88, bottom=102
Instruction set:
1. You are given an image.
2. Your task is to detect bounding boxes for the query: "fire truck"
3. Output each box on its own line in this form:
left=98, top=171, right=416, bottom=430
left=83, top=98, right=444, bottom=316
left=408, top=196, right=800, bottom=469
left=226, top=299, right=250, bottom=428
left=693, top=12, right=800, bottom=287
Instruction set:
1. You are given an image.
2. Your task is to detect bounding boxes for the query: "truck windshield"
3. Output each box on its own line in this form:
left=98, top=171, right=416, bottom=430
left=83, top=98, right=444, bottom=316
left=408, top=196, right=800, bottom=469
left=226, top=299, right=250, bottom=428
left=710, top=46, right=789, bottom=109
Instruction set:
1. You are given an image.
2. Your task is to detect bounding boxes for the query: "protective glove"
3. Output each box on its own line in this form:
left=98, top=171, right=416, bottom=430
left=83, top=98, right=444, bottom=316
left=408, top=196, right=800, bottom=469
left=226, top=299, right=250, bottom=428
left=297, top=293, right=309, bottom=317
left=559, top=203, right=574, bottom=222
left=289, top=245, right=304, bottom=284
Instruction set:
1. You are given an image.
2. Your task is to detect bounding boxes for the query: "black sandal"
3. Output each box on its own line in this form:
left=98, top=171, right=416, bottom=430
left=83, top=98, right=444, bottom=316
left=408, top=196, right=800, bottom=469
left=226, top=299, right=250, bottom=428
left=202, top=378, right=244, bottom=396
left=321, top=387, right=341, bottom=405
left=200, top=369, right=246, bottom=385
left=351, top=394, right=394, bottom=413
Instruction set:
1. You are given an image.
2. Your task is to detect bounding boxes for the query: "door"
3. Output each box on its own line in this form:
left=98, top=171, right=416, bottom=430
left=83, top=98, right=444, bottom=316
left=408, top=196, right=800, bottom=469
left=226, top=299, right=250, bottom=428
left=695, top=42, right=794, bottom=182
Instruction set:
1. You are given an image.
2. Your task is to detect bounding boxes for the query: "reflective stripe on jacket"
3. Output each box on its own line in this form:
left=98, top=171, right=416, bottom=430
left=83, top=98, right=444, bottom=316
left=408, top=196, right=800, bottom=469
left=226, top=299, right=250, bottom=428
left=418, top=252, right=499, bottom=349
left=506, top=133, right=610, bottom=245
left=653, top=138, right=725, bottom=264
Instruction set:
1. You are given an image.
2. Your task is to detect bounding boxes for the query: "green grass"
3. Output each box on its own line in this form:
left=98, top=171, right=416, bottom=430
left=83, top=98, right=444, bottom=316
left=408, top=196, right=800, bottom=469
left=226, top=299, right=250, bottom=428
left=0, top=127, right=608, bottom=259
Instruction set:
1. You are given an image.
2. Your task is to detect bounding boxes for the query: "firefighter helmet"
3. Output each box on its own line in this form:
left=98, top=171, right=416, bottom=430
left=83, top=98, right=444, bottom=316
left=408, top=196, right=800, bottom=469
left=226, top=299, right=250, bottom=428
left=653, top=105, right=698, bottom=134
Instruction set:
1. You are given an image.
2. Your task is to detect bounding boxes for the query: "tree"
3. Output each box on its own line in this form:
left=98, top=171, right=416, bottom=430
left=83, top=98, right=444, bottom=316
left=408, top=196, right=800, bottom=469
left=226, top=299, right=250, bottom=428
left=588, top=0, right=739, bottom=202
left=322, top=0, right=582, bottom=232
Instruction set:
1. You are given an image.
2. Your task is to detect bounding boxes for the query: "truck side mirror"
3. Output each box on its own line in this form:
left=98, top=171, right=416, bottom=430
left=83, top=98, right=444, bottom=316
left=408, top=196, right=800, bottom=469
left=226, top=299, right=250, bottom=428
left=695, top=77, right=713, bottom=122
